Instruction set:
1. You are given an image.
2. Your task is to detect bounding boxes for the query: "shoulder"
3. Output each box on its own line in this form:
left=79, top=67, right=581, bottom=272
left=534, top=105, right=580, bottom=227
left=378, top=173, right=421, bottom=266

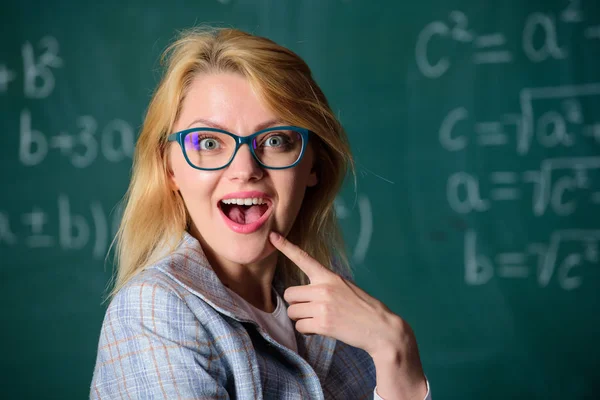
left=94, top=266, right=232, bottom=378
left=102, top=267, right=222, bottom=340
left=92, top=270, right=235, bottom=399
left=108, top=268, right=189, bottom=317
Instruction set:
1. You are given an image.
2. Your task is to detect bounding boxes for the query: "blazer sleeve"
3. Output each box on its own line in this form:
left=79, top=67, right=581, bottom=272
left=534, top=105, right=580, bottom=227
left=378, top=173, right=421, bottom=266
left=90, top=279, right=229, bottom=399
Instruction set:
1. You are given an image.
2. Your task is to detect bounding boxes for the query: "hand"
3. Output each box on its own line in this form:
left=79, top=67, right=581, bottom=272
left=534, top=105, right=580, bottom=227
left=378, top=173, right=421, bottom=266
left=268, top=231, right=423, bottom=364
left=268, top=231, right=428, bottom=399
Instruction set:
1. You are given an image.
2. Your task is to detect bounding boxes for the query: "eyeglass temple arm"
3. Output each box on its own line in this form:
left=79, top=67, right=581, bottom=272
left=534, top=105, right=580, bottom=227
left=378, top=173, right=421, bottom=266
left=167, top=133, right=178, bottom=142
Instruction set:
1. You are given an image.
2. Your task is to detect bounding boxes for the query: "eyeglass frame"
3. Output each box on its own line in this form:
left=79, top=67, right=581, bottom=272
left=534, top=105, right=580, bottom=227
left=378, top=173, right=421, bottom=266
left=167, top=125, right=312, bottom=171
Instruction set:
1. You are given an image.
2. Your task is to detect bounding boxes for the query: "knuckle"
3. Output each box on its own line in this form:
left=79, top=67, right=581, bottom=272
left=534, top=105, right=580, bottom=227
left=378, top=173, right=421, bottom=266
left=318, top=302, right=330, bottom=316
left=318, top=317, right=332, bottom=332
left=297, top=248, right=310, bottom=262
left=316, top=305, right=334, bottom=331
left=319, top=285, right=334, bottom=299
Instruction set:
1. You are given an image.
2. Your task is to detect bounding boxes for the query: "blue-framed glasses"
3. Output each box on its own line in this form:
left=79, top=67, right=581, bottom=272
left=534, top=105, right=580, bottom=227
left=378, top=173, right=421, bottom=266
left=167, top=126, right=311, bottom=171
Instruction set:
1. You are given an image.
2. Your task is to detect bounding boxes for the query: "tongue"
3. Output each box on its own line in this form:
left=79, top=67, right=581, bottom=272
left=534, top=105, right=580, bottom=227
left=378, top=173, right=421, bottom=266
left=226, top=204, right=267, bottom=224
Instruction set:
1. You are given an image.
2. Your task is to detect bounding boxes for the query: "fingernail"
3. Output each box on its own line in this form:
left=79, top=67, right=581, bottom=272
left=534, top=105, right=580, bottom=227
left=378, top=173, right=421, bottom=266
left=269, top=232, right=281, bottom=241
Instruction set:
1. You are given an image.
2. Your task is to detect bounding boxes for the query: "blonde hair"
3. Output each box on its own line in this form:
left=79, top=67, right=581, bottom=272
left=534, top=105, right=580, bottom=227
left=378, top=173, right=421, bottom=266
left=109, top=27, right=354, bottom=299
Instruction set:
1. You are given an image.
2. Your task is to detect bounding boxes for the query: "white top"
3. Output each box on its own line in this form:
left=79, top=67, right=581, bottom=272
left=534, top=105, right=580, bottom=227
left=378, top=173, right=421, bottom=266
left=225, top=287, right=298, bottom=353
left=225, top=287, right=431, bottom=400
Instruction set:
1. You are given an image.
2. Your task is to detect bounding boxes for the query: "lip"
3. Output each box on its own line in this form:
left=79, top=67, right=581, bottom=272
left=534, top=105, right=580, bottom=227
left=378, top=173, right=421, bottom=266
left=218, top=191, right=273, bottom=234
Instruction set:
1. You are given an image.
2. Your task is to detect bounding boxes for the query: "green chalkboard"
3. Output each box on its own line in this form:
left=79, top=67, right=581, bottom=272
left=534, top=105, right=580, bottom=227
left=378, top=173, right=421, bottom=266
left=1, top=1, right=599, bottom=399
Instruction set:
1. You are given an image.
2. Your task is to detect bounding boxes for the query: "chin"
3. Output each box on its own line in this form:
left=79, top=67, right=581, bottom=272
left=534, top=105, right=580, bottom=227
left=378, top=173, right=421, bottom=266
left=225, top=246, right=273, bottom=265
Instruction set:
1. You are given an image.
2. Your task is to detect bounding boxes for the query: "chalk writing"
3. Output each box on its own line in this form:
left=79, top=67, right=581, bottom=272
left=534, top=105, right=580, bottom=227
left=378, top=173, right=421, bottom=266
left=0, top=195, right=121, bottom=260
left=465, top=229, right=599, bottom=290
left=19, top=109, right=135, bottom=167
left=416, top=7, right=598, bottom=78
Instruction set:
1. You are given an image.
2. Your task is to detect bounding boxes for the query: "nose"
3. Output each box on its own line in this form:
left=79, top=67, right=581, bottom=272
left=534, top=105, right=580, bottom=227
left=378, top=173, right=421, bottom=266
left=225, top=143, right=264, bottom=182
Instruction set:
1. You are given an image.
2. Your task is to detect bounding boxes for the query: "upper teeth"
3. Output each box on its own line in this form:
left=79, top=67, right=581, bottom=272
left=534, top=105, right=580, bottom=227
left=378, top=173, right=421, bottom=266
left=221, top=197, right=267, bottom=205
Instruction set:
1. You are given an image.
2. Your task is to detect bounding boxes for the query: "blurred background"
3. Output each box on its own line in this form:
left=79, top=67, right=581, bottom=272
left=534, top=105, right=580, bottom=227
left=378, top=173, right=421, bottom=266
left=1, top=0, right=599, bottom=399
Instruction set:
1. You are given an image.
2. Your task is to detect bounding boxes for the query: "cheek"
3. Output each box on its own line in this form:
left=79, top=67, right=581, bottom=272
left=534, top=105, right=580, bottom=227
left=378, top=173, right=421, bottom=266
left=275, top=175, right=310, bottom=220
left=169, top=147, right=218, bottom=200
left=282, top=155, right=317, bottom=201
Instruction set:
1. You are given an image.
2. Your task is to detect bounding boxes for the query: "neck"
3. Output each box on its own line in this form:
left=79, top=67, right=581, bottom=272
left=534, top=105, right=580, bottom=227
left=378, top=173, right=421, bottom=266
left=196, top=234, right=278, bottom=313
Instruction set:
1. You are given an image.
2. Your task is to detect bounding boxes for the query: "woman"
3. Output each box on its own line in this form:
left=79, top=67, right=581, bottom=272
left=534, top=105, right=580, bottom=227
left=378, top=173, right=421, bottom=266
left=91, top=27, right=431, bottom=400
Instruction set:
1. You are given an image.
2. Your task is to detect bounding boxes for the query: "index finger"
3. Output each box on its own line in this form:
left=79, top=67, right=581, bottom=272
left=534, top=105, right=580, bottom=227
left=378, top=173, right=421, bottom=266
left=269, top=231, right=331, bottom=282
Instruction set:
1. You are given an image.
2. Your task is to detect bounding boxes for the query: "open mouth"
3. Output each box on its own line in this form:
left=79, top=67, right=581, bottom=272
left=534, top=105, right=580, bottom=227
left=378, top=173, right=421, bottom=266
left=219, top=197, right=271, bottom=225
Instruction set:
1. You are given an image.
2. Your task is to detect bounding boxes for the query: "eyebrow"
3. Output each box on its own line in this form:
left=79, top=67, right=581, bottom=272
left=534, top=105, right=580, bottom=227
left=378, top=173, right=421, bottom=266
left=186, top=118, right=286, bottom=132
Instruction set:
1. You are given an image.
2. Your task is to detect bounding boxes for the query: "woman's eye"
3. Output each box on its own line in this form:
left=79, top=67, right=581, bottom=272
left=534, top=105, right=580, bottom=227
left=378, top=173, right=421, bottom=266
left=264, top=135, right=285, bottom=147
left=199, top=138, right=219, bottom=150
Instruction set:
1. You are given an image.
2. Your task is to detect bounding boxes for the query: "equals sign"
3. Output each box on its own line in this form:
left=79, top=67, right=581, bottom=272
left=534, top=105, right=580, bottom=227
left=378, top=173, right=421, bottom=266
left=489, top=171, right=520, bottom=201
left=472, top=33, right=513, bottom=64
left=475, top=121, right=508, bottom=146
left=495, top=252, right=529, bottom=278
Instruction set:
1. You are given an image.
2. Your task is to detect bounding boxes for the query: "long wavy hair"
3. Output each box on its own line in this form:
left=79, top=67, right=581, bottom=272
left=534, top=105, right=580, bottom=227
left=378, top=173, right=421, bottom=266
left=109, top=27, right=354, bottom=299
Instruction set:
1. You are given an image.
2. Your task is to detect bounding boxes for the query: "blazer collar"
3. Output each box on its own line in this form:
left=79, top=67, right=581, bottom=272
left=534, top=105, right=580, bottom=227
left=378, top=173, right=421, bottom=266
left=151, top=231, right=336, bottom=377
left=152, top=231, right=250, bottom=322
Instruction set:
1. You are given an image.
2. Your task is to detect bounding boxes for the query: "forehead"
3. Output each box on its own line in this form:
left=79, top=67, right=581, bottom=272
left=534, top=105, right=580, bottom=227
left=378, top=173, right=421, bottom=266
left=176, top=72, right=277, bottom=132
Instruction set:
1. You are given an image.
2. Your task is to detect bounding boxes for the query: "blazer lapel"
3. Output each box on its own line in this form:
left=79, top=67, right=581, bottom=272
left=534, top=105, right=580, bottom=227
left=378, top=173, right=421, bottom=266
left=294, top=330, right=337, bottom=385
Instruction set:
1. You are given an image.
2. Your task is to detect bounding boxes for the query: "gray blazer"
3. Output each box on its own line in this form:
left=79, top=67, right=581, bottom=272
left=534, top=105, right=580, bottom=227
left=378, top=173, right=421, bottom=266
left=91, top=232, right=377, bottom=399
